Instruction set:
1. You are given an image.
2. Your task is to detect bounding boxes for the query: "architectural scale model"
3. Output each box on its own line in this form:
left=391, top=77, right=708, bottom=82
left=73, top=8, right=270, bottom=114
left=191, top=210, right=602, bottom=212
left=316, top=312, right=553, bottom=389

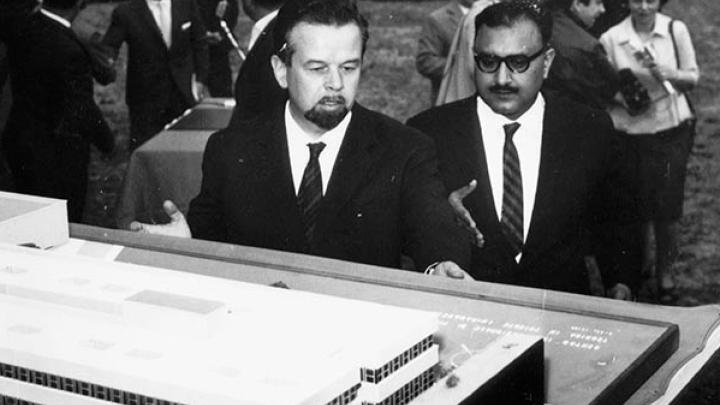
left=0, top=244, right=439, bottom=405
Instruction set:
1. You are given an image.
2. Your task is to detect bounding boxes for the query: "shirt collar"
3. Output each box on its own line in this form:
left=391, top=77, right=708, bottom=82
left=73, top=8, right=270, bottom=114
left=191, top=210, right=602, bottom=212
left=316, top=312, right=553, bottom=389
left=249, top=9, right=279, bottom=50
left=284, top=101, right=352, bottom=150
left=620, top=13, right=671, bottom=40
left=257, top=9, right=279, bottom=30
left=40, top=9, right=71, bottom=29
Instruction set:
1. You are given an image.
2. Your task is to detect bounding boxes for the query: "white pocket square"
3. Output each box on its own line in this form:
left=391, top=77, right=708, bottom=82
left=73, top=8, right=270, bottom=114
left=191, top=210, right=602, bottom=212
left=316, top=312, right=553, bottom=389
left=181, top=21, right=192, bottom=30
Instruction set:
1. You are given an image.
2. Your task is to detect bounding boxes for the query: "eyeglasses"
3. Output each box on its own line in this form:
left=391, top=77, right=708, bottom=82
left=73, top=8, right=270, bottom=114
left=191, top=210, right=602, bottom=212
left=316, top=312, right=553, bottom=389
left=473, top=47, right=547, bottom=74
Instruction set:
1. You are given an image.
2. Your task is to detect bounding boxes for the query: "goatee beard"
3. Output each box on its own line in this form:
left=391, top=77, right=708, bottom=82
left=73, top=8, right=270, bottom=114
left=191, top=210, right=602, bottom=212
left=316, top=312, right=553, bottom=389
left=304, top=96, right=349, bottom=130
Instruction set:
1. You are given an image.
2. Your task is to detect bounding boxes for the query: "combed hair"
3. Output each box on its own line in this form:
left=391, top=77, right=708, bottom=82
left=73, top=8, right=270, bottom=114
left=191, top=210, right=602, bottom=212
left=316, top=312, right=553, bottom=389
left=274, top=0, right=369, bottom=64
left=474, top=0, right=554, bottom=46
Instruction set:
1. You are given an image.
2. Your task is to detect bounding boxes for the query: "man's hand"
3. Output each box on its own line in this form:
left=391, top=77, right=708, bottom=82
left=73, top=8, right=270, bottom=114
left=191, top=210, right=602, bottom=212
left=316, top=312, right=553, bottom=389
left=607, top=283, right=633, bottom=301
left=129, top=200, right=192, bottom=238
left=192, top=80, right=208, bottom=102
left=448, top=180, right=484, bottom=248
left=426, top=261, right=475, bottom=281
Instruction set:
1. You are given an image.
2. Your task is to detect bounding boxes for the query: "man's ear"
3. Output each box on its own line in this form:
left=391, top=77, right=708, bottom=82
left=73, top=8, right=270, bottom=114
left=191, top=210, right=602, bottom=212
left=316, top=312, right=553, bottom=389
left=542, top=47, right=555, bottom=79
left=270, top=54, right=288, bottom=89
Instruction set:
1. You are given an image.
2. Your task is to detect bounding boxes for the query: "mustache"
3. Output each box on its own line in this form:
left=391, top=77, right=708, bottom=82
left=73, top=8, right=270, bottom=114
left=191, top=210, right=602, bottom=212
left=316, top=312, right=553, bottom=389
left=489, top=85, right=518, bottom=94
left=317, top=95, right=346, bottom=105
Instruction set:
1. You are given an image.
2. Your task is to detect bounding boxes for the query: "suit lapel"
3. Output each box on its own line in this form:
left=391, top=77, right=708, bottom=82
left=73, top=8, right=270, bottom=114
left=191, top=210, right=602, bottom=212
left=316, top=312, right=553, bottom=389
left=246, top=108, right=306, bottom=243
left=451, top=98, right=503, bottom=239
left=320, top=105, right=384, bottom=220
left=522, top=95, right=572, bottom=262
left=134, top=0, right=169, bottom=51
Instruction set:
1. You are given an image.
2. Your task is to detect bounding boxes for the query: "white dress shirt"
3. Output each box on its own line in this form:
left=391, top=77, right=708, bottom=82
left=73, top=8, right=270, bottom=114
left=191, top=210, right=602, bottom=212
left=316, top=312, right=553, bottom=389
left=40, top=9, right=71, bottom=29
left=476, top=94, right=545, bottom=258
left=147, top=0, right=172, bottom=48
left=248, top=9, right=278, bottom=50
left=285, top=102, right=351, bottom=195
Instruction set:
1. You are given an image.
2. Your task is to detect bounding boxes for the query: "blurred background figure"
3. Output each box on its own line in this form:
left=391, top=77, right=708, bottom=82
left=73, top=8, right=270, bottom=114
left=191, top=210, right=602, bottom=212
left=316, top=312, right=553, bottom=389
left=434, top=0, right=496, bottom=105
left=198, top=0, right=239, bottom=97
left=591, top=0, right=629, bottom=35
left=229, top=0, right=296, bottom=124
left=2, top=0, right=114, bottom=222
left=600, top=0, right=699, bottom=302
left=102, top=0, right=209, bottom=151
left=0, top=0, right=44, bottom=191
left=416, top=0, right=473, bottom=103
left=544, top=0, right=619, bottom=109
left=544, top=0, right=641, bottom=291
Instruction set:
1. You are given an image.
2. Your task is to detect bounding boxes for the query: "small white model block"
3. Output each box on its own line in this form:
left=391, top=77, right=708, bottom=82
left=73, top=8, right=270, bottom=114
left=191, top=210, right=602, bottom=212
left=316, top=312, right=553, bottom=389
left=0, top=191, right=68, bottom=248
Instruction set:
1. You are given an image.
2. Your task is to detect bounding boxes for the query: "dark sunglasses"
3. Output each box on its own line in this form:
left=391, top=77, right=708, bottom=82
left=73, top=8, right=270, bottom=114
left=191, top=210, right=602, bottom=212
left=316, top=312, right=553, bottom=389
left=474, top=47, right=547, bottom=74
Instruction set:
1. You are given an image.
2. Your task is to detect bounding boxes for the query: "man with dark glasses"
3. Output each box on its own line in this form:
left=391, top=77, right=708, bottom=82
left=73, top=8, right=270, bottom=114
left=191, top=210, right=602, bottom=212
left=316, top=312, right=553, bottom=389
left=409, top=0, right=638, bottom=299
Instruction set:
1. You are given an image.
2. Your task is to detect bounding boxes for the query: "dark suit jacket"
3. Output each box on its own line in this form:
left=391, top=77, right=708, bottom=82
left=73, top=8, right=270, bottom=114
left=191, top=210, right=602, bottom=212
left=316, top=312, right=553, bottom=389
left=545, top=10, right=619, bottom=110
left=189, top=103, right=470, bottom=271
left=229, top=16, right=285, bottom=125
left=197, top=0, right=239, bottom=39
left=102, top=0, right=209, bottom=110
left=407, top=93, right=635, bottom=294
left=2, top=12, right=113, bottom=219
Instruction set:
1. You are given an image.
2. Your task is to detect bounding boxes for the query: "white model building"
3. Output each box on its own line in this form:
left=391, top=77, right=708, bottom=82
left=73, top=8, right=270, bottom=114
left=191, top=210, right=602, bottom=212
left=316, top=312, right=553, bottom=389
left=0, top=244, right=439, bottom=405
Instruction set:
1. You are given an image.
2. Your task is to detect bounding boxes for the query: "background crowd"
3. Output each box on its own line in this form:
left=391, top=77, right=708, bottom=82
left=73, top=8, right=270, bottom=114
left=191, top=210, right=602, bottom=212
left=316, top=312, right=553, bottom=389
left=0, top=0, right=714, bottom=308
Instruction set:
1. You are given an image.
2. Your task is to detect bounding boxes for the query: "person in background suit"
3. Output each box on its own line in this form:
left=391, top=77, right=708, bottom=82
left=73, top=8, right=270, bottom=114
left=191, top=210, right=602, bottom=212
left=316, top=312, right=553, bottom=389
left=416, top=0, right=473, bottom=103
left=2, top=0, right=114, bottom=221
left=544, top=0, right=619, bottom=109
left=1, top=0, right=44, bottom=192
left=435, top=0, right=497, bottom=106
left=228, top=0, right=287, bottom=124
left=131, top=0, right=470, bottom=275
left=197, top=0, right=239, bottom=97
left=408, top=0, right=636, bottom=298
left=544, top=0, right=642, bottom=301
left=102, top=0, right=209, bottom=151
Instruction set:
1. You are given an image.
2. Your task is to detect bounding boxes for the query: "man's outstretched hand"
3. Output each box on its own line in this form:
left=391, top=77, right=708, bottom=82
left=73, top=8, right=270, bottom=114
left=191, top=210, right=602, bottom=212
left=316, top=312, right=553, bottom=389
left=129, top=200, right=192, bottom=238
left=448, top=180, right=484, bottom=248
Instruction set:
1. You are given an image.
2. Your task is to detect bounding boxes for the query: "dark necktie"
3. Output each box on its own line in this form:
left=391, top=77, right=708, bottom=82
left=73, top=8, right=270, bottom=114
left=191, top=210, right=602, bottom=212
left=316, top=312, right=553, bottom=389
left=501, top=122, right=523, bottom=256
left=297, top=142, right=326, bottom=242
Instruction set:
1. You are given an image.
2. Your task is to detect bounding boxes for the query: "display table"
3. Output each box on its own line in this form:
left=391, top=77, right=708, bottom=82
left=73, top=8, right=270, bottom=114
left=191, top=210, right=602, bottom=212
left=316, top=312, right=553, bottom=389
left=69, top=224, right=720, bottom=405
left=114, top=99, right=233, bottom=229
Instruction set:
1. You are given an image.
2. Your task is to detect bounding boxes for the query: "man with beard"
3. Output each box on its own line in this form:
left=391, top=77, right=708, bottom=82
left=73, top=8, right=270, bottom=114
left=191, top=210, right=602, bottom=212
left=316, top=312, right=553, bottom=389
left=130, top=0, right=470, bottom=274
left=408, top=0, right=636, bottom=297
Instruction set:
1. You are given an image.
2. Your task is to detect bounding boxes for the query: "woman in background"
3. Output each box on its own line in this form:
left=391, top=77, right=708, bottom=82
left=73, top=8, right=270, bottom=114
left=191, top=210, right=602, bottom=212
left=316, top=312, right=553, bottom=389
left=600, top=0, right=699, bottom=301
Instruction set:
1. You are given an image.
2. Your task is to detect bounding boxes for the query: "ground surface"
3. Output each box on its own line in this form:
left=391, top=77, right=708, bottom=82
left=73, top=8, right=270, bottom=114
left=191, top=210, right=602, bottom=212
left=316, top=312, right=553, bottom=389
left=74, top=1, right=718, bottom=402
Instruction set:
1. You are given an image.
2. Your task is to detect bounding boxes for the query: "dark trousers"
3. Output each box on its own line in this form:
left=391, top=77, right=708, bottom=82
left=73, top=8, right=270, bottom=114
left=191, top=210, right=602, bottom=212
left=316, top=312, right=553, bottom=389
left=207, top=44, right=232, bottom=97
left=128, top=85, right=189, bottom=152
left=4, top=137, right=89, bottom=223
